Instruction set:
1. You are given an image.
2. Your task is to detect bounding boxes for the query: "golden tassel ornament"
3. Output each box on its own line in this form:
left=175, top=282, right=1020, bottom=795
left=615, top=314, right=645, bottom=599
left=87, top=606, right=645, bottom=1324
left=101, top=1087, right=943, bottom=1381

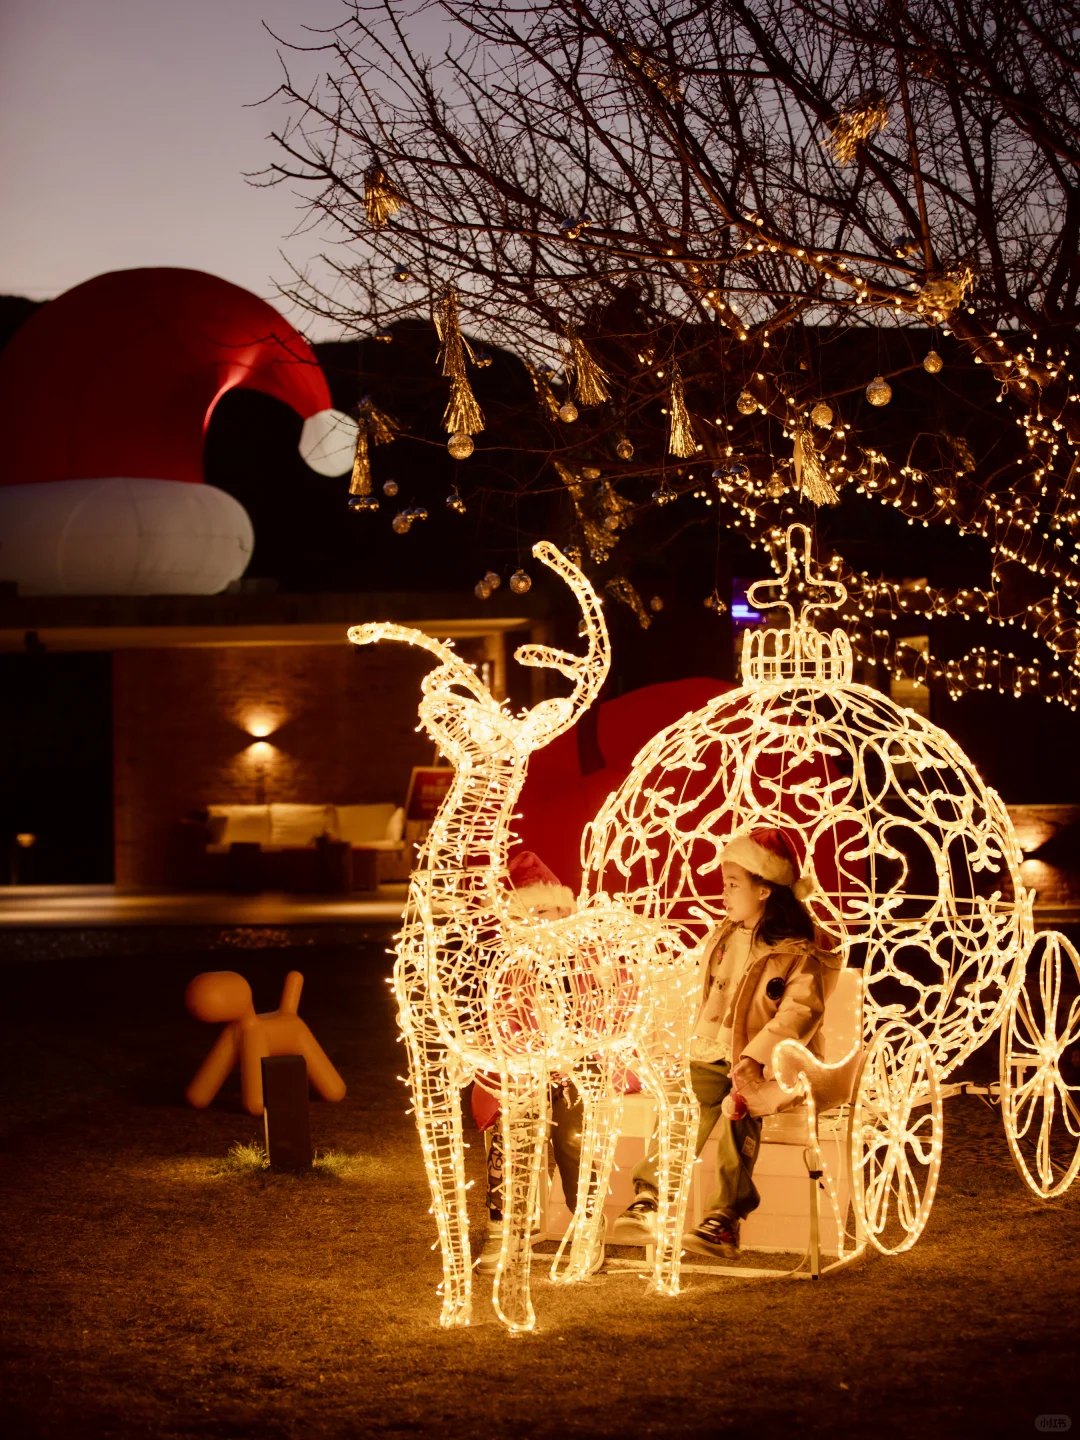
left=443, top=375, right=484, bottom=436
left=349, top=429, right=372, bottom=497
left=605, top=575, right=652, bottom=630
left=527, top=361, right=563, bottom=421
left=357, top=395, right=396, bottom=446
left=364, top=164, right=403, bottom=228
left=349, top=396, right=397, bottom=498
left=567, top=332, right=611, bottom=406
left=435, top=288, right=484, bottom=435
left=822, top=95, right=888, bottom=165
left=621, top=42, right=684, bottom=101
left=793, top=428, right=840, bottom=506
left=667, top=369, right=697, bottom=458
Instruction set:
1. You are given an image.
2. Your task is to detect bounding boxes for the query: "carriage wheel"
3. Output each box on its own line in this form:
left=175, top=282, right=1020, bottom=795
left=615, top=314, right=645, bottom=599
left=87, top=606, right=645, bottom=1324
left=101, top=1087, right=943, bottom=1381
left=849, top=1020, right=943, bottom=1255
left=1000, top=930, right=1080, bottom=1199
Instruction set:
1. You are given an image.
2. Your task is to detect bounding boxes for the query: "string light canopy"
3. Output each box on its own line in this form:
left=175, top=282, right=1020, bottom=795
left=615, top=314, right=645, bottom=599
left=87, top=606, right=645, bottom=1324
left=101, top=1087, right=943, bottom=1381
left=273, top=4, right=1080, bottom=711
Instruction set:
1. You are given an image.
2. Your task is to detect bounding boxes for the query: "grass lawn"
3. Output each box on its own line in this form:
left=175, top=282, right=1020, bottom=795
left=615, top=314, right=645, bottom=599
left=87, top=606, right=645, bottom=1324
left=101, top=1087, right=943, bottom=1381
left=1, top=940, right=1077, bottom=1439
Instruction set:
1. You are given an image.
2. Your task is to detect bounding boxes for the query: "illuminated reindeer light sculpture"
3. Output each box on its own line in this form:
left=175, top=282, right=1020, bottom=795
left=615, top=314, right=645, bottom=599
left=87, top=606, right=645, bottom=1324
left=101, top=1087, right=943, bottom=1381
left=349, top=543, right=698, bottom=1332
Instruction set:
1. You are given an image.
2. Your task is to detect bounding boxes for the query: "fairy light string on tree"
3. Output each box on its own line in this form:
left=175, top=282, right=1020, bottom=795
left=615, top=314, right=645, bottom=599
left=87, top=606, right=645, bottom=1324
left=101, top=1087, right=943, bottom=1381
left=272, top=6, right=1080, bottom=710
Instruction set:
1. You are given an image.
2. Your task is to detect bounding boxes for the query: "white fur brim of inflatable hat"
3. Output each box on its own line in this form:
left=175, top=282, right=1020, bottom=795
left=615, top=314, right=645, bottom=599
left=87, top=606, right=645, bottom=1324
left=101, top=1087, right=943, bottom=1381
left=298, top=408, right=360, bottom=477
left=508, top=882, right=577, bottom=914
left=721, top=831, right=816, bottom=900
left=0, top=477, right=254, bottom=595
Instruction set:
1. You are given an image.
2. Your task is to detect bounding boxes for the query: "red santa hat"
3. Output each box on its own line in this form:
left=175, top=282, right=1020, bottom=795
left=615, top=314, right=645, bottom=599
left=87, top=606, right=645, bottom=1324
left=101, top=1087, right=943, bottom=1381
left=721, top=827, right=815, bottom=900
left=0, top=268, right=357, bottom=597
left=506, top=850, right=576, bottom=915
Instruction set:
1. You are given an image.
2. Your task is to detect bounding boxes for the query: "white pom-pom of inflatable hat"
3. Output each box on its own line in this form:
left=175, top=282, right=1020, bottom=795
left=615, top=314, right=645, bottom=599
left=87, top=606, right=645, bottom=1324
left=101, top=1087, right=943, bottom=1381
left=505, top=850, right=576, bottom=916
left=721, top=826, right=816, bottom=900
left=298, top=408, right=360, bottom=476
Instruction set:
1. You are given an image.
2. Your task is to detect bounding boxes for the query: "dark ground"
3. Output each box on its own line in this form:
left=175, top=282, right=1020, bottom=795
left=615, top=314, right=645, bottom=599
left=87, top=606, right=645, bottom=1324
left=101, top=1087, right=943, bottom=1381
left=1, top=935, right=1078, bottom=1440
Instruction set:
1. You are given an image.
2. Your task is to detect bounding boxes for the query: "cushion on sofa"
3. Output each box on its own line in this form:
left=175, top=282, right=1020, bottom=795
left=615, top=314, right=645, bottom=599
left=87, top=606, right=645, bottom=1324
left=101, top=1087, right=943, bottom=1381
left=207, top=804, right=272, bottom=846
left=334, top=802, right=400, bottom=845
left=269, top=803, right=337, bottom=848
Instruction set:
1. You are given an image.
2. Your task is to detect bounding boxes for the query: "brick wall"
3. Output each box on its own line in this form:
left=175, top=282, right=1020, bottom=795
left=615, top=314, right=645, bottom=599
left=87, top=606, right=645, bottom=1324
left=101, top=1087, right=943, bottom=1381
left=113, top=642, right=438, bottom=887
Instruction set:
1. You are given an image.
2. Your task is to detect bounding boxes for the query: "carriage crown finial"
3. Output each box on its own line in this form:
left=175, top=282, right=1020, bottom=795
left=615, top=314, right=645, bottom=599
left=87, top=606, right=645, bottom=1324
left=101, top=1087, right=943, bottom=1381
left=743, top=523, right=853, bottom=686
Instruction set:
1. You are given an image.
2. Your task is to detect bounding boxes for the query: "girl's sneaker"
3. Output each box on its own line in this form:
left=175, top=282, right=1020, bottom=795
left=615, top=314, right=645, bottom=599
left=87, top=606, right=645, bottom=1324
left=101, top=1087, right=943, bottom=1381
left=474, top=1219, right=504, bottom=1272
left=682, top=1210, right=740, bottom=1259
left=611, top=1189, right=658, bottom=1244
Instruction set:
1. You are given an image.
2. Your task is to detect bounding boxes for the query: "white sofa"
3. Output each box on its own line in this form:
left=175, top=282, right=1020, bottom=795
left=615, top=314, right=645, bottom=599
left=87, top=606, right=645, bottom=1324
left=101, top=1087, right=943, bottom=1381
left=205, top=802, right=405, bottom=853
left=178, top=802, right=407, bottom=891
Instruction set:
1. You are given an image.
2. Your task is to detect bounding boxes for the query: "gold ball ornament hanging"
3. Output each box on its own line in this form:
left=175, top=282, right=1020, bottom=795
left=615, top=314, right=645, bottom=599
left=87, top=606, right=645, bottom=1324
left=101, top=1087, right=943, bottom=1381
left=382, top=479, right=399, bottom=497
left=649, top=595, right=664, bottom=613
left=866, top=375, right=893, bottom=406
left=603, top=514, right=620, bottom=532
left=448, top=433, right=474, bottom=459
left=811, top=401, right=834, bottom=427
left=558, top=401, right=579, bottom=423
left=445, top=488, right=466, bottom=515
left=374, top=327, right=393, bottom=343
left=473, top=349, right=493, bottom=369
left=616, top=438, right=634, bottom=461
left=392, top=511, right=412, bottom=534
left=923, top=349, right=944, bottom=374
left=765, top=472, right=787, bottom=500
left=509, top=569, right=532, bottom=595
left=474, top=579, right=492, bottom=599
left=483, top=570, right=502, bottom=593
left=736, top=390, right=758, bottom=416
left=348, top=494, right=380, bottom=513
left=391, top=265, right=412, bottom=283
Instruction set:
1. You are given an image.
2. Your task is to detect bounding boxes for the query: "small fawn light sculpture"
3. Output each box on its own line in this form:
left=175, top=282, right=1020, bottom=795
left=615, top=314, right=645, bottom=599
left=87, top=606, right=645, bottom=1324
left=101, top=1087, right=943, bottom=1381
left=350, top=543, right=698, bottom=1331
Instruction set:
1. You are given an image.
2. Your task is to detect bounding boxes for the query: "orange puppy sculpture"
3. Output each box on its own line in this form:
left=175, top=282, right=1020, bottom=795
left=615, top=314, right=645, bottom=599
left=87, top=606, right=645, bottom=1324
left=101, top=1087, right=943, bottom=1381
left=185, top=970, right=346, bottom=1116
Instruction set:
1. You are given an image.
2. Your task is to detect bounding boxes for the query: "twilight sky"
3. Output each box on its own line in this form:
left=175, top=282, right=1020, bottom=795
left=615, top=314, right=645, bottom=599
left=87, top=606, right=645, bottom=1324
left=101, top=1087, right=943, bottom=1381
left=0, top=0, right=442, bottom=337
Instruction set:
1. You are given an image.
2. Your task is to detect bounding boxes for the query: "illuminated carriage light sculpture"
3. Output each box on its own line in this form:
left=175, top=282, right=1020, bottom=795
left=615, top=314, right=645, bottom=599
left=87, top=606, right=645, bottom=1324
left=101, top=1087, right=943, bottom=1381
left=349, top=542, right=699, bottom=1333
left=584, top=523, right=1077, bottom=1256
left=1001, top=929, right=1080, bottom=1199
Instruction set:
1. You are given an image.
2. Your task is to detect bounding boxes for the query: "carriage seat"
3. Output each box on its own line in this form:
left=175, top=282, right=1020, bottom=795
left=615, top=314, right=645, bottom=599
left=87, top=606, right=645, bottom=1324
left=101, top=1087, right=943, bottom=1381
left=759, top=966, right=864, bottom=1147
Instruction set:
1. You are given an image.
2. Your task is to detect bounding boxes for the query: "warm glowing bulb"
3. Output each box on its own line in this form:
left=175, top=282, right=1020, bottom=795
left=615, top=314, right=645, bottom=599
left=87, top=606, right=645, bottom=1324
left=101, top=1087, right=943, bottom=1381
left=242, top=710, right=280, bottom=739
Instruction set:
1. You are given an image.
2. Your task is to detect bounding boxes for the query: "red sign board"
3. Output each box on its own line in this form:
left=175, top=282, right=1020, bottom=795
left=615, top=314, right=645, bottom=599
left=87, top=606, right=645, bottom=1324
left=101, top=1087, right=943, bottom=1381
left=405, top=766, right=454, bottom=822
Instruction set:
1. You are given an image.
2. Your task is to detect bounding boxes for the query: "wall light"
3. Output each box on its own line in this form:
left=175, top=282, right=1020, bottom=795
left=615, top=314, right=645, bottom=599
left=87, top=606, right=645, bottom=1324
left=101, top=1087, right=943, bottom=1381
left=243, top=710, right=282, bottom=740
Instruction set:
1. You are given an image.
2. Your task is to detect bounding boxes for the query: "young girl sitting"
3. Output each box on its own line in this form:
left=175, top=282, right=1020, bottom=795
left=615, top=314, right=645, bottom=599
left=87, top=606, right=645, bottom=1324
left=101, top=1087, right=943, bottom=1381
left=613, top=826, right=842, bottom=1258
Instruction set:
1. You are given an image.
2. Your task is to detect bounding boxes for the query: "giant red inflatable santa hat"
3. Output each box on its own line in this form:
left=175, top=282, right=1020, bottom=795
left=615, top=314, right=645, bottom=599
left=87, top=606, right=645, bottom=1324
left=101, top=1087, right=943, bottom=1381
left=0, top=268, right=358, bottom=595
